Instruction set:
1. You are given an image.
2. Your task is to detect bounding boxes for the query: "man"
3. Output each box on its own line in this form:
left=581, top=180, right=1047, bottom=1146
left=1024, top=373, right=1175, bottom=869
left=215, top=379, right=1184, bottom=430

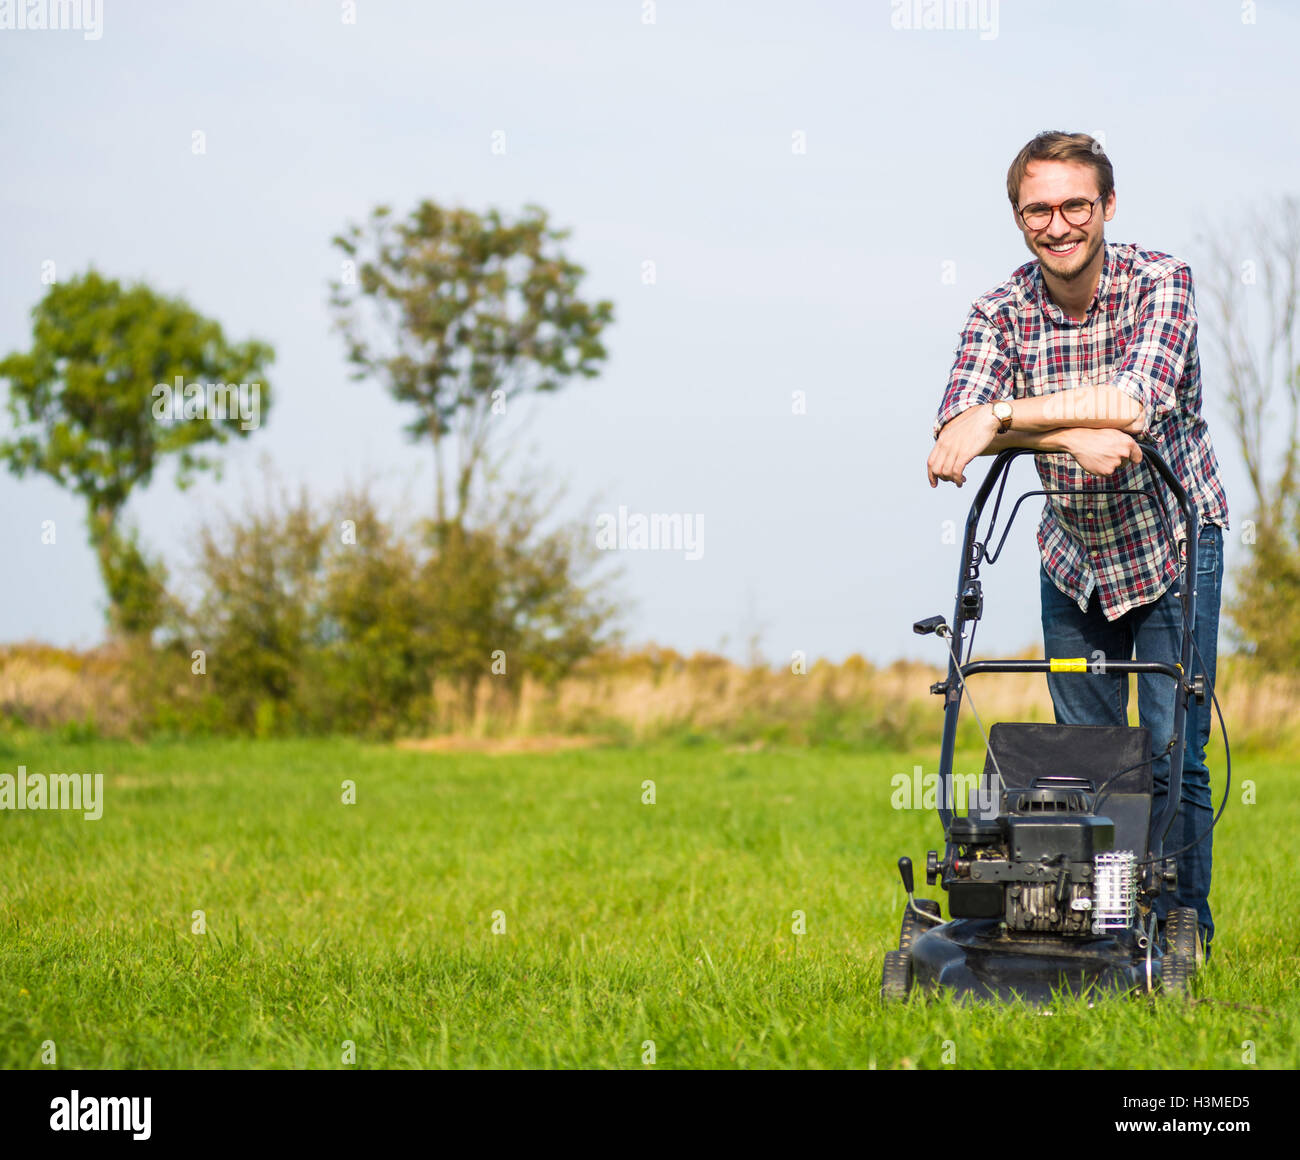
left=926, top=130, right=1229, bottom=959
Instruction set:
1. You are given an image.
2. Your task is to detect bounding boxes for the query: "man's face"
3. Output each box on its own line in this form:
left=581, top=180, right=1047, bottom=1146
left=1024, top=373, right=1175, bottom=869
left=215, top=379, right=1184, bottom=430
left=1014, top=160, right=1116, bottom=282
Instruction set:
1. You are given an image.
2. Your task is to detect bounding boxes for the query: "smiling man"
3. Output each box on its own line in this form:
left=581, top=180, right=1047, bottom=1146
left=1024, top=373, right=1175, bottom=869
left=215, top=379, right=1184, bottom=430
left=927, top=130, right=1230, bottom=959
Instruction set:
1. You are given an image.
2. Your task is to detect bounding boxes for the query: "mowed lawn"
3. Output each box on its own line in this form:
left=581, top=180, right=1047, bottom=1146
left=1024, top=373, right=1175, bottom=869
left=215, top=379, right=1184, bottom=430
left=0, top=734, right=1295, bottom=1069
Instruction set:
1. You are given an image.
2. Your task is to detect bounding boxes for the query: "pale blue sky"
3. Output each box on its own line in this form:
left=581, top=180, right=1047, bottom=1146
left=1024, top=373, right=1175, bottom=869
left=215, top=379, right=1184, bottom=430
left=1, top=0, right=1296, bottom=665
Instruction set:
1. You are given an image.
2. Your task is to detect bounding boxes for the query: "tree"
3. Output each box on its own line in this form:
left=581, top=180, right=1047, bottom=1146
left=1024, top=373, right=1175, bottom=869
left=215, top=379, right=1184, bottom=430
left=329, top=201, right=614, bottom=529
left=1197, top=197, right=1300, bottom=666
left=0, top=270, right=274, bottom=636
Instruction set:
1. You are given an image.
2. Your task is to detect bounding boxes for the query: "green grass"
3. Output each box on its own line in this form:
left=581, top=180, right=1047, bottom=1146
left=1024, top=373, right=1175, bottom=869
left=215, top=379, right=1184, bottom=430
left=0, top=734, right=1294, bottom=1069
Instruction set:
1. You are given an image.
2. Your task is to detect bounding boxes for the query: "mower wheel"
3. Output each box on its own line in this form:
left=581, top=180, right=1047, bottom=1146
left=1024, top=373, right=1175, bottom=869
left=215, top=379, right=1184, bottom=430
left=1163, top=953, right=1194, bottom=997
left=1165, top=907, right=1201, bottom=965
left=881, top=950, right=912, bottom=1002
left=899, top=898, right=942, bottom=953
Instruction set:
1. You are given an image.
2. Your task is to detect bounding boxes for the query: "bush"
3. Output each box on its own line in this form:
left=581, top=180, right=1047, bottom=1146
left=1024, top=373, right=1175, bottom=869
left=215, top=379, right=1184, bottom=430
left=1225, top=505, right=1300, bottom=671
left=182, top=477, right=330, bottom=734
left=171, top=471, right=619, bottom=737
left=310, top=484, right=438, bottom=735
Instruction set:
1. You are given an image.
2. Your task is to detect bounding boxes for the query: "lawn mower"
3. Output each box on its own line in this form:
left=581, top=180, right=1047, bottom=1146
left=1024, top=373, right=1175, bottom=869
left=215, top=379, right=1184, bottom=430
left=883, top=439, right=1228, bottom=1003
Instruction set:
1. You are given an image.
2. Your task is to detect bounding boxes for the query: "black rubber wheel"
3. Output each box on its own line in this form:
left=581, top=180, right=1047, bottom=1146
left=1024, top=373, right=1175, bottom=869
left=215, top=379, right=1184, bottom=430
left=1163, top=953, right=1194, bottom=997
left=1165, top=906, right=1202, bottom=965
left=899, top=898, right=942, bottom=953
left=881, top=950, right=912, bottom=1002
left=1162, top=906, right=1200, bottom=997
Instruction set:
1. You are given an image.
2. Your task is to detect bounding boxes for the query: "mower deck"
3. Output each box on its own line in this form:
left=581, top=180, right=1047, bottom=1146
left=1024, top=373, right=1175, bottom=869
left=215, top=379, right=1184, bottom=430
left=908, top=918, right=1158, bottom=1003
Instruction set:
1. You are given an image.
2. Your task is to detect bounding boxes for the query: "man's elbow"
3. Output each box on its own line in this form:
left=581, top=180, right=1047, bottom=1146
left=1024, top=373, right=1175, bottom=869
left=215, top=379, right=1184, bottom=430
left=1107, top=381, right=1162, bottom=436
left=1114, top=389, right=1146, bottom=432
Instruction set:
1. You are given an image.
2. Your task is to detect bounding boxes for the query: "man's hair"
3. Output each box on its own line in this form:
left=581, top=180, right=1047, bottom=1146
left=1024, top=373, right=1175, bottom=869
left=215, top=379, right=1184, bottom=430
left=1006, top=131, right=1114, bottom=208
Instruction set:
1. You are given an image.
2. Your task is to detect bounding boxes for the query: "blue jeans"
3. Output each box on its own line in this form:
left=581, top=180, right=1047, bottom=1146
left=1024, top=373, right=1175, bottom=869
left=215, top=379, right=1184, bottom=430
left=1039, top=524, right=1223, bottom=953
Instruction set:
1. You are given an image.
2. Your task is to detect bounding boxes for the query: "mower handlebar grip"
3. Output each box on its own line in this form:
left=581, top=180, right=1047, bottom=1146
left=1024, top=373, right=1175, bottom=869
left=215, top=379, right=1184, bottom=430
left=898, top=856, right=914, bottom=894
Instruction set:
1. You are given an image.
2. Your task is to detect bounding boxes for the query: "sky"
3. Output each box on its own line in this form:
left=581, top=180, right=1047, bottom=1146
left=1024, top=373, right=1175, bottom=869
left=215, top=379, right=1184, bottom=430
left=1, top=0, right=1296, bottom=668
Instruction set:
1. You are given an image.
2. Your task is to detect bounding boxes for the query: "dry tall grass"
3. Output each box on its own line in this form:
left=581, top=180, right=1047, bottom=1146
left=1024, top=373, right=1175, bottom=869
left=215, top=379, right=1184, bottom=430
left=0, top=643, right=134, bottom=734
left=2, top=640, right=1295, bottom=753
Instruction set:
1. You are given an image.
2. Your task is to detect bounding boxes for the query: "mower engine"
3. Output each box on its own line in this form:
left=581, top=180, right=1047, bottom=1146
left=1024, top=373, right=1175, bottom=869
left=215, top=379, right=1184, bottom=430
left=930, top=778, right=1137, bottom=937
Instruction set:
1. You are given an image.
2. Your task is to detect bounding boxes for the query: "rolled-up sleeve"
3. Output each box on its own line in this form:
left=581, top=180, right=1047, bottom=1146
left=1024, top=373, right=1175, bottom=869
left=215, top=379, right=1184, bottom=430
left=932, top=307, right=1014, bottom=440
left=1109, top=264, right=1195, bottom=437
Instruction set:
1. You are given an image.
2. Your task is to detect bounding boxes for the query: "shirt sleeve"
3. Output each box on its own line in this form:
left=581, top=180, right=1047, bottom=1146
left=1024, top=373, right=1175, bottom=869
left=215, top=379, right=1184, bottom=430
left=932, top=306, right=1015, bottom=441
left=1109, top=264, right=1195, bottom=437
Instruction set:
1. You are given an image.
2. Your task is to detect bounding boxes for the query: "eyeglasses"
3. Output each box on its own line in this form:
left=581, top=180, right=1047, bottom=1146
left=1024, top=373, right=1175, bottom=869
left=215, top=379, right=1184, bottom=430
left=1017, top=194, right=1104, bottom=232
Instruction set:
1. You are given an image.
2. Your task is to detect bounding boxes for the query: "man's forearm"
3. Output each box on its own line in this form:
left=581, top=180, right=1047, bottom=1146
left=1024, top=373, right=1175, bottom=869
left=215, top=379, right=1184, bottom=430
left=979, top=427, right=1075, bottom=455
left=1011, top=386, right=1143, bottom=433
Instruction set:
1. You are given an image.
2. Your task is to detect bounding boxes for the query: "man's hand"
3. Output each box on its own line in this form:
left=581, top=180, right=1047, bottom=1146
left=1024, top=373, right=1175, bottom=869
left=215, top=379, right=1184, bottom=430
left=1063, top=428, right=1144, bottom=476
left=928, top=403, right=1000, bottom=487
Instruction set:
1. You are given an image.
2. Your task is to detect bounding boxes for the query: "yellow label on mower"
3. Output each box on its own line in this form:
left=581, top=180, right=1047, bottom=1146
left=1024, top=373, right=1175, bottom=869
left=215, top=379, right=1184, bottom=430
left=1049, top=657, right=1088, bottom=672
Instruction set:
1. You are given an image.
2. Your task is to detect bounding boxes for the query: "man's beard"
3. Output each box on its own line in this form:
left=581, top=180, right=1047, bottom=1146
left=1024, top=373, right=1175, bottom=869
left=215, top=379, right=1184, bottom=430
left=1040, top=233, right=1102, bottom=282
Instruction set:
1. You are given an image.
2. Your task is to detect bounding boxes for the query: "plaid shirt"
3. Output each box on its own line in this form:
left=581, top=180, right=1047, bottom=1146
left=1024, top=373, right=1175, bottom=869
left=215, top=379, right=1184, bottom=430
left=932, top=241, right=1230, bottom=621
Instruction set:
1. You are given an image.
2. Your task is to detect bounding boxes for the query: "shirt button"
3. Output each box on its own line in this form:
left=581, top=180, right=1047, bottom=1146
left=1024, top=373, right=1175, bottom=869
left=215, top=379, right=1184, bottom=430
left=1085, top=512, right=1094, bottom=520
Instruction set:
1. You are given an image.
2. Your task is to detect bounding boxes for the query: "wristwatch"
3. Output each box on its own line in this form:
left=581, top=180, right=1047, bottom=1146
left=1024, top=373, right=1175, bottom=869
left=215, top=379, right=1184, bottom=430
left=992, top=400, right=1014, bottom=434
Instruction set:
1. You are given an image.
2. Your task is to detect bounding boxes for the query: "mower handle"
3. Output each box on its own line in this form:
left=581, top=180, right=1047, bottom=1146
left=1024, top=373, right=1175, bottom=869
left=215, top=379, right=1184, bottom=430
left=929, top=439, right=1199, bottom=860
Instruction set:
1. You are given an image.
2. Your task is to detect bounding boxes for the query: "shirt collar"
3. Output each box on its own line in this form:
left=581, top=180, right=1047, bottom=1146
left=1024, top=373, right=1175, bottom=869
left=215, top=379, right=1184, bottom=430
left=1034, top=241, right=1113, bottom=325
